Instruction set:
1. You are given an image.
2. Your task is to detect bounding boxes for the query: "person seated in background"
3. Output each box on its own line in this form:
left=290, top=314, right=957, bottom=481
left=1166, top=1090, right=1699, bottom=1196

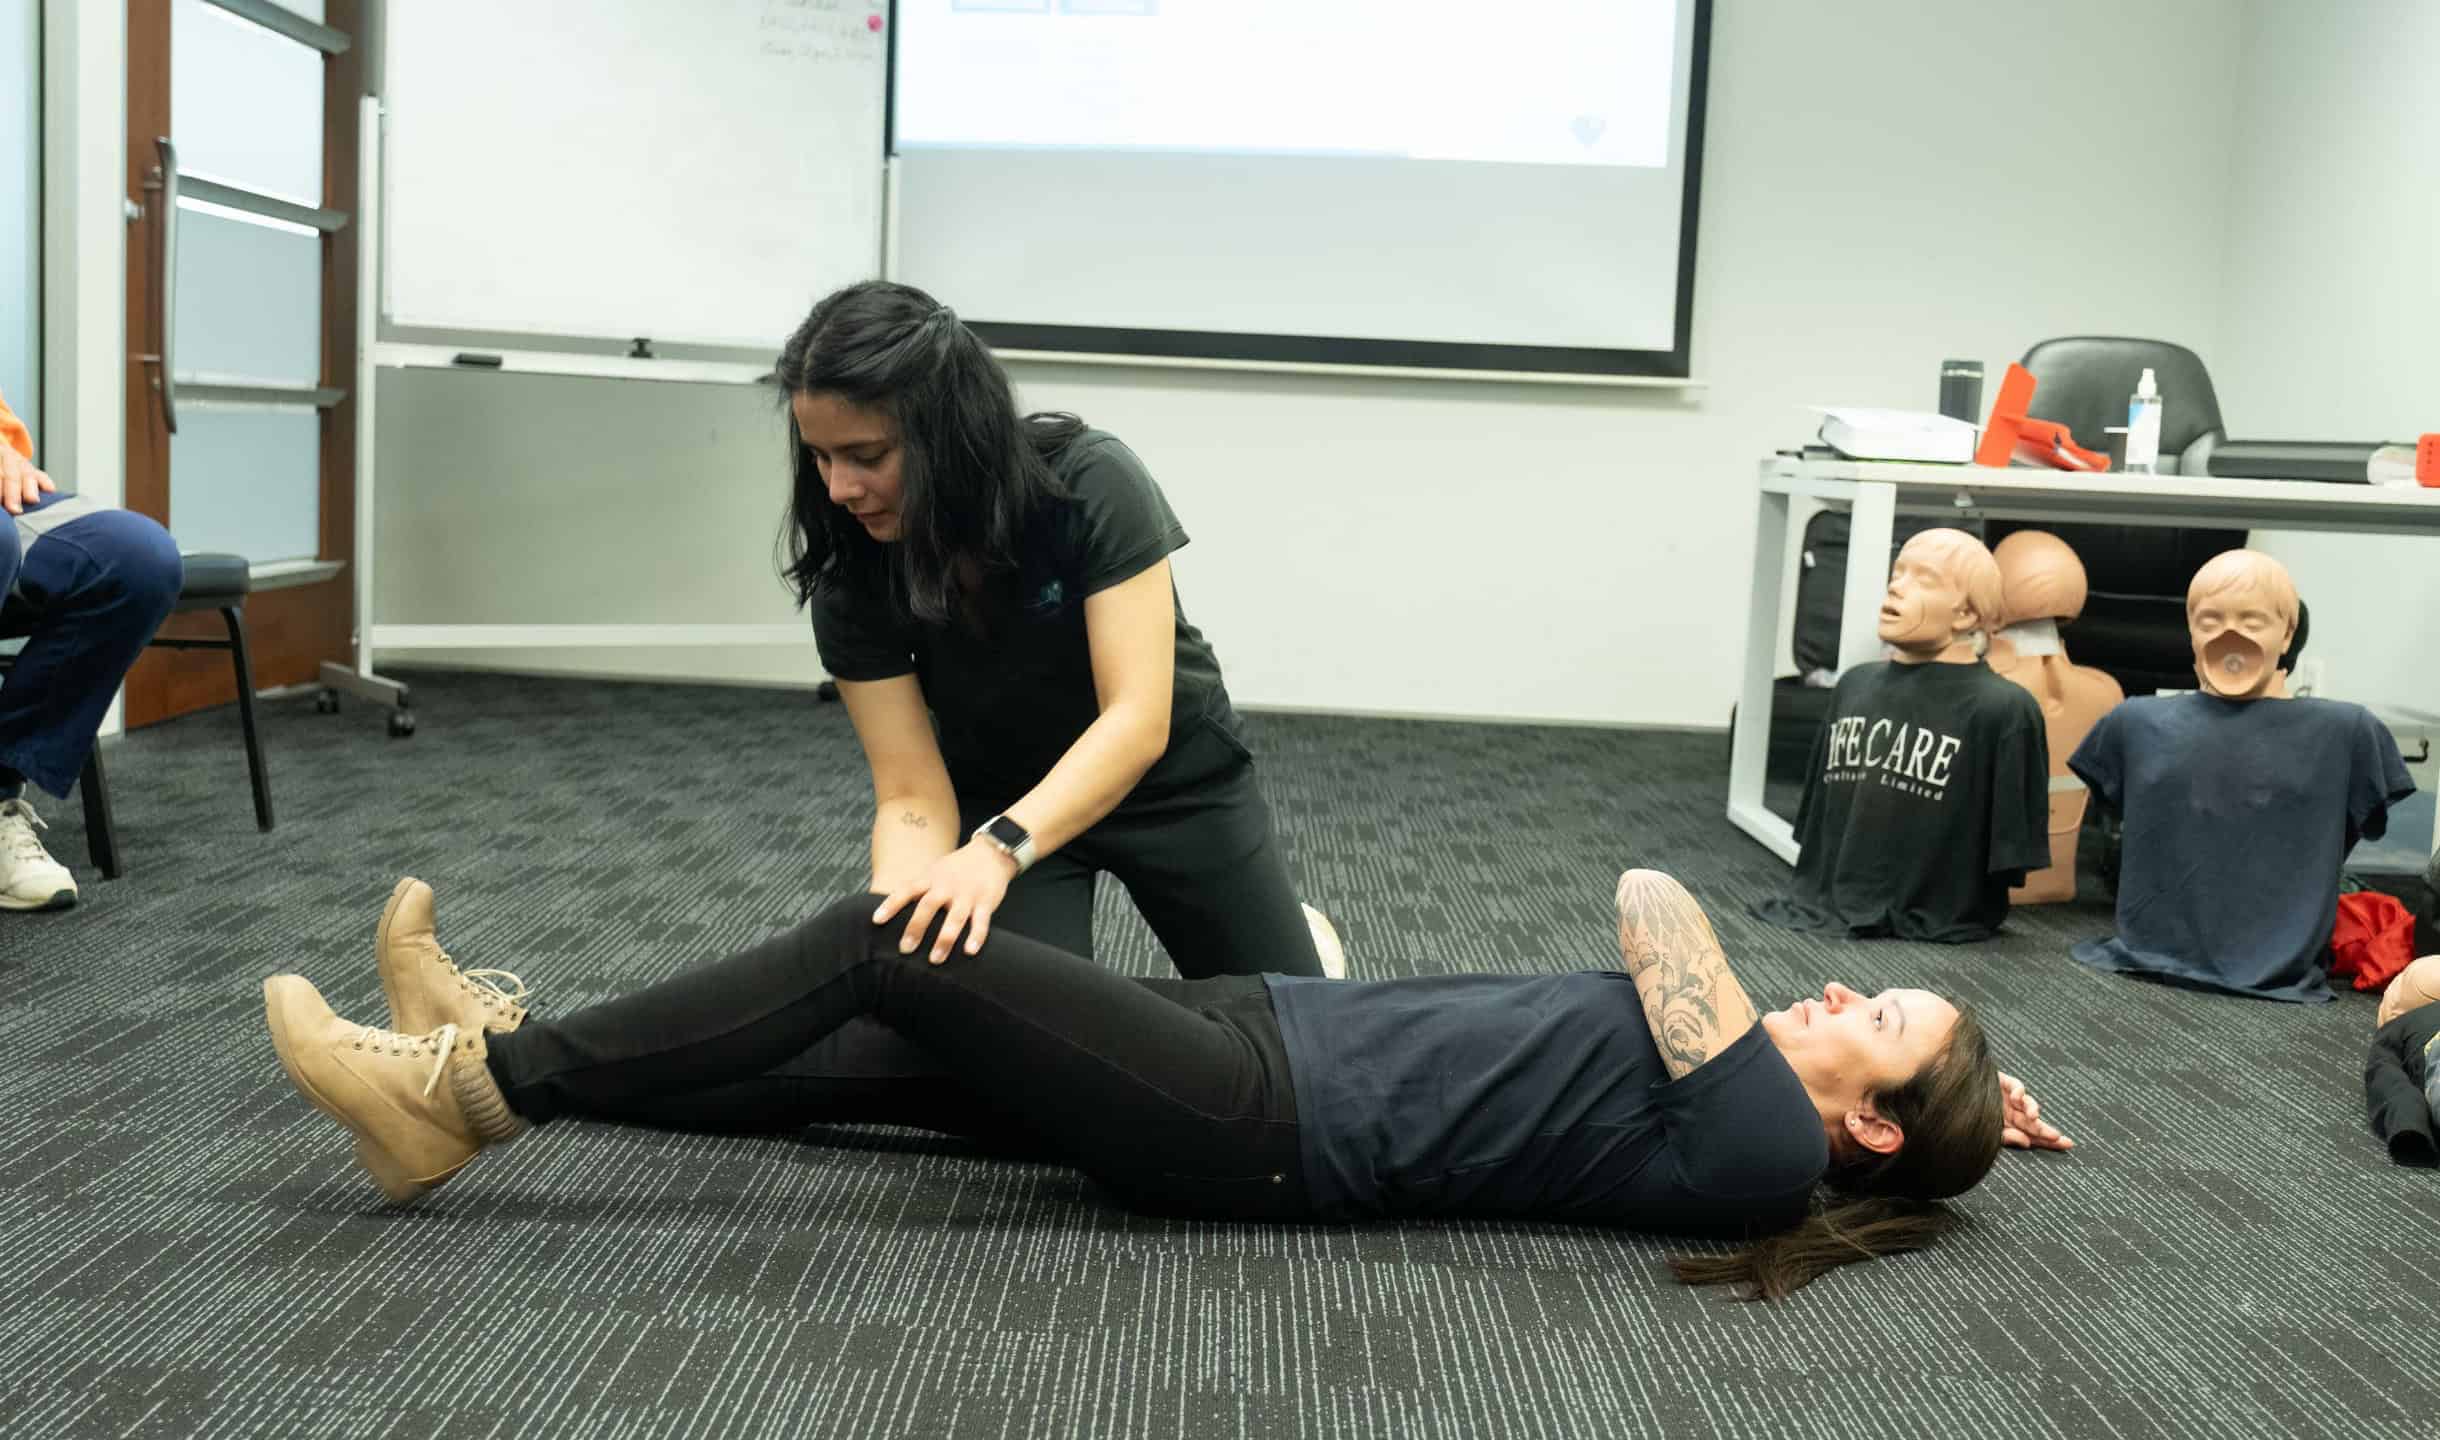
left=1753, top=528, right=2050, bottom=943
left=2068, top=550, right=2415, bottom=1003
left=0, top=387, right=184, bottom=911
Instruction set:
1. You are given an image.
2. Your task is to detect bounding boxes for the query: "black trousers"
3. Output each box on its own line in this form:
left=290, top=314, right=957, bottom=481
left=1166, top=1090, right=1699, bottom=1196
left=484, top=895, right=1312, bottom=1221
left=959, top=723, right=1324, bottom=980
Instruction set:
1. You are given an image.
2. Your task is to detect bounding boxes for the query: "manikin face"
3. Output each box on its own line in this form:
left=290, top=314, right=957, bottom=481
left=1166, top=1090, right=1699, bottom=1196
left=1761, top=983, right=1961, bottom=1155
left=2188, top=576, right=2295, bottom=700
left=1878, top=542, right=1975, bottom=654
left=791, top=390, right=906, bottom=543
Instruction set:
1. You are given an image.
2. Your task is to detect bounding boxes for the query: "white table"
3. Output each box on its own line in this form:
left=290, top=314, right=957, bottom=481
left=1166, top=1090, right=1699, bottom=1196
left=1727, top=456, right=2440, bottom=862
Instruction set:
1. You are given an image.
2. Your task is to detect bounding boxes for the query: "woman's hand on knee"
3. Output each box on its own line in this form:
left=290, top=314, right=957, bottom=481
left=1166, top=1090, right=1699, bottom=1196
left=873, top=840, right=1020, bottom=964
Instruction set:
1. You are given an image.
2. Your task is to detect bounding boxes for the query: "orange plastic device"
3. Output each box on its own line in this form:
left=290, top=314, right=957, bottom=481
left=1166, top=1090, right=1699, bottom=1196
left=1974, top=362, right=2111, bottom=472
left=2418, top=433, right=2438, bottom=487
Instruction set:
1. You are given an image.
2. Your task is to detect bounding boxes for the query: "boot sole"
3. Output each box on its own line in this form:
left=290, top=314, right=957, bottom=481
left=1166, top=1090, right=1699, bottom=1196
left=263, top=978, right=469, bottom=1206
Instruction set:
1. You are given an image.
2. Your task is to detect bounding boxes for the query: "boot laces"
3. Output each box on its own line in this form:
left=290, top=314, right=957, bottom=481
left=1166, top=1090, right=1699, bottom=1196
left=0, top=800, right=52, bottom=864
left=348, top=1021, right=463, bottom=1097
left=448, top=957, right=528, bottom=1014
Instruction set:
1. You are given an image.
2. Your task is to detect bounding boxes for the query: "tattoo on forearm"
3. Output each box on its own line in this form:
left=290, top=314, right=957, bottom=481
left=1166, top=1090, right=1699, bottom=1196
left=899, top=811, right=928, bottom=829
left=1614, top=871, right=1759, bottom=1080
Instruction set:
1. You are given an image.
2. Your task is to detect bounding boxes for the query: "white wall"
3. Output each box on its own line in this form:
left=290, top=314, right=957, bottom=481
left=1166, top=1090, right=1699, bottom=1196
left=40, top=0, right=122, bottom=511
left=35, top=0, right=125, bottom=736
left=1, top=0, right=36, bottom=426
left=378, top=0, right=2249, bottom=727
left=2215, top=0, right=2440, bottom=717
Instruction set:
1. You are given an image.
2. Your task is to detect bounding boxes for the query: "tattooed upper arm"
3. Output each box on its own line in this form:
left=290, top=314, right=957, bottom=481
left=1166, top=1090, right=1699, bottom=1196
left=1612, top=870, right=1762, bottom=1081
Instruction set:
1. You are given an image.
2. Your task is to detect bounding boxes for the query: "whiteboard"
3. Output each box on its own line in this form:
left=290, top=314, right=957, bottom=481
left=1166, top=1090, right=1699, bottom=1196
left=381, top=0, right=887, bottom=352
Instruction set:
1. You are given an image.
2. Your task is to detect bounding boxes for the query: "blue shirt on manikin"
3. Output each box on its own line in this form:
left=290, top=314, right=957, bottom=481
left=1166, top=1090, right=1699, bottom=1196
left=2068, top=694, right=2415, bottom=1003
left=1263, top=971, right=1828, bottom=1235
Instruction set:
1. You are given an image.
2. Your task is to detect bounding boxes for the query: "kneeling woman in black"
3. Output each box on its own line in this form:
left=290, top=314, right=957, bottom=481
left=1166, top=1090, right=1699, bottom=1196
left=263, top=871, right=2062, bottom=1299
left=780, top=280, right=1326, bottom=978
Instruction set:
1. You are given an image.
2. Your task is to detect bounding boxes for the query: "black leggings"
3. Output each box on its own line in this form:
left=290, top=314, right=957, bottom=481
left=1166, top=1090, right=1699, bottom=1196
left=483, top=895, right=1311, bottom=1220
left=959, top=724, right=1325, bottom=979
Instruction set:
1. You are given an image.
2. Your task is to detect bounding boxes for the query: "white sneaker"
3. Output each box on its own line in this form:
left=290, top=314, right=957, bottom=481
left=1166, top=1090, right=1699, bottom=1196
left=0, top=798, right=78, bottom=912
left=1302, top=903, right=1348, bottom=980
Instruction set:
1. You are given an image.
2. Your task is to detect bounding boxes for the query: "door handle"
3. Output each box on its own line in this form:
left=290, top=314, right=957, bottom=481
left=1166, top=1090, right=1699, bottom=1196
left=137, top=135, right=180, bottom=435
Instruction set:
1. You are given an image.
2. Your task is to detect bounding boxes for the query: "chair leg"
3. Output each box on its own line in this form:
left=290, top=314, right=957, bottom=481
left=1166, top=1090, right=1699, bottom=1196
left=221, top=604, right=275, bottom=831
left=78, top=746, right=122, bottom=880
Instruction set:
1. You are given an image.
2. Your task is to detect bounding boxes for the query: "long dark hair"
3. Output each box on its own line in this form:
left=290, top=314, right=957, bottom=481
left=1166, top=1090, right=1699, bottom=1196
left=774, top=280, right=1085, bottom=623
left=1669, top=1005, right=2005, bottom=1301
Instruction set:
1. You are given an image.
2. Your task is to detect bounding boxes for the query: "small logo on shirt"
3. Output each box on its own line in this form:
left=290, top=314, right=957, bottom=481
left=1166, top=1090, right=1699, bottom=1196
left=1024, top=579, right=1065, bottom=615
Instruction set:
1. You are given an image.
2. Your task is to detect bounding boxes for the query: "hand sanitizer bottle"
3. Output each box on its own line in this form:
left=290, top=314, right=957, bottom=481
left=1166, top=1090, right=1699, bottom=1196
left=2124, top=368, right=2163, bottom=474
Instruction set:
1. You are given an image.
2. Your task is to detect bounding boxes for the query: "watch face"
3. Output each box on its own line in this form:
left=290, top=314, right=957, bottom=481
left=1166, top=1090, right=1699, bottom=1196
left=985, top=816, right=1030, bottom=850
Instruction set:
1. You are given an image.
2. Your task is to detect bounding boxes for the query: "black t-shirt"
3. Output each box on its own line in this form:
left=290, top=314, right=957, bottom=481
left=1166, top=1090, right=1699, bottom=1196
left=2365, top=1003, right=2440, bottom=1166
left=810, top=430, right=1240, bottom=805
left=1754, top=659, right=2049, bottom=943
left=1263, top=971, right=1828, bottom=1235
left=2068, top=695, right=2415, bottom=1003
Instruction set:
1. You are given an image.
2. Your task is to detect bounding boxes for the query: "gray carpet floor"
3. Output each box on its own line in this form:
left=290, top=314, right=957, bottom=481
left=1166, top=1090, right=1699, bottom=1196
left=2, top=668, right=2434, bottom=1439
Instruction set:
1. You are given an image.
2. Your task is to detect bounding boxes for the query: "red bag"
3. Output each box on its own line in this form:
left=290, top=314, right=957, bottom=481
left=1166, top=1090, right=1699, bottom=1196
left=2330, top=892, right=2418, bottom=991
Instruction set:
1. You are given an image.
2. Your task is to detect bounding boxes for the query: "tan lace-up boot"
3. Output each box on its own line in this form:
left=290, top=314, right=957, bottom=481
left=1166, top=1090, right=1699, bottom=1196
left=263, top=974, right=528, bottom=1205
left=377, top=878, right=528, bottom=1037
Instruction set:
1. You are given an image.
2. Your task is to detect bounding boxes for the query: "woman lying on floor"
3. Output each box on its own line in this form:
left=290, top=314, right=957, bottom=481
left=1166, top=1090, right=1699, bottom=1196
left=262, top=870, right=2071, bottom=1300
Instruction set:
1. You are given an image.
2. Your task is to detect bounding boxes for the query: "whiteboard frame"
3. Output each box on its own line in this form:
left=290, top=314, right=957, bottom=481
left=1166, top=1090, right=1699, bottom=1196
left=345, top=97, right=815, bottom=676
left=375, top=0, right=887, bottom=354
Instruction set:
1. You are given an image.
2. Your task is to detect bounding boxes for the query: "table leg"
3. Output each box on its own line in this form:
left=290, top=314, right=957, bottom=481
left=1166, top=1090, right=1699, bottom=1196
left=1728, top=482, right=1798, bottom=862
left=1838, top=481, right=1897, bottom=671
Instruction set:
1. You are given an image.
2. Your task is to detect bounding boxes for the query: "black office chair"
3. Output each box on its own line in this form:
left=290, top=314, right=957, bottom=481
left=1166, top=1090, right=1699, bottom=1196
left=0, top=550, right=273, bottom=880
left=1982, top=336, right=2269, bottom=696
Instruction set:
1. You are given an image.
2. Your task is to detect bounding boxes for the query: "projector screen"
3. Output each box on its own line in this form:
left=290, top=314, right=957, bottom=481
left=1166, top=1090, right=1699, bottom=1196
left=890, top=0, right=1711, bottom=377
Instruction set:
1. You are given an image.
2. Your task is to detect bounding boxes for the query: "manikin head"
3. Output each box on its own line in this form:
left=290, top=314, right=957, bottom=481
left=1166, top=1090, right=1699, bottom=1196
left=2378, top=954, right=2440, bottom=1029
left=1879, top=529, right=2005, bottom=663
left=2186, top=549, right=2300, bottom=700
left=1992, top=531, right=2089, bottom=627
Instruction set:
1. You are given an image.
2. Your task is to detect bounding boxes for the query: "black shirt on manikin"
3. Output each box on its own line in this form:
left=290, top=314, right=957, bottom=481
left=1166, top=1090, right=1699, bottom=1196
left=1263, top=971, right=1829, bottom=1235
left=1753, top=659, right=2049, bottom=943
left=810, top=430, right=1240, bottom=804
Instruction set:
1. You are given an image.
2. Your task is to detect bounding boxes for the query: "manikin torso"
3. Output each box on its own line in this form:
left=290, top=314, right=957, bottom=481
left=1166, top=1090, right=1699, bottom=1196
left=1983, top=532, right=2123, bottom=904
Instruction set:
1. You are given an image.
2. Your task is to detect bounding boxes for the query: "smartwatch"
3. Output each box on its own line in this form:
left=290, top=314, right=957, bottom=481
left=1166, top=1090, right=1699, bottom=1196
left=972, top=814, right=1036, bottom=874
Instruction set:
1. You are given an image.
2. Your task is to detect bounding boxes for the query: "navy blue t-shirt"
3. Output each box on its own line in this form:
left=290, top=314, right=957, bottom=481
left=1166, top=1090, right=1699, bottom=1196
left=2068, top=694, right=2415, bottom=1003
left=1263, top=971, right=1828, bottom=1235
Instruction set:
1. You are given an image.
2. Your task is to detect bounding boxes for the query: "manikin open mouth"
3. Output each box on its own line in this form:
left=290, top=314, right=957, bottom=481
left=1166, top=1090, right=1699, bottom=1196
left=2200, top=632, right=2272, bottom=693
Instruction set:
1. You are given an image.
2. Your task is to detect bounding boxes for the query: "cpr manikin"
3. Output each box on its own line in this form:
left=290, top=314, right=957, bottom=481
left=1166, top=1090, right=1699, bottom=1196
left=1983, top=532, right=2124, bottom=904
left=1875, top=527, right=2002, bottom=666
left=2065, top=550, right=2416, bottom=1002
left=2185, top=548, right=2296, bottom=701
left=1751, top=529, right=2050, bottom=944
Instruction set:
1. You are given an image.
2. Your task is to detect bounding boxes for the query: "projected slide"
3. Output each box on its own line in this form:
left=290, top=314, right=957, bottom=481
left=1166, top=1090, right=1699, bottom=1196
left=897, top=0, right=1677, bottom=168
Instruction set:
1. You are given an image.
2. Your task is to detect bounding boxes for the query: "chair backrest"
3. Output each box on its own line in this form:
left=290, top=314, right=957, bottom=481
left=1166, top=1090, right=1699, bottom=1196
left=2021, top=336, right=2224, bottom=458
left=1989, top=336, right=2241, bottom=599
